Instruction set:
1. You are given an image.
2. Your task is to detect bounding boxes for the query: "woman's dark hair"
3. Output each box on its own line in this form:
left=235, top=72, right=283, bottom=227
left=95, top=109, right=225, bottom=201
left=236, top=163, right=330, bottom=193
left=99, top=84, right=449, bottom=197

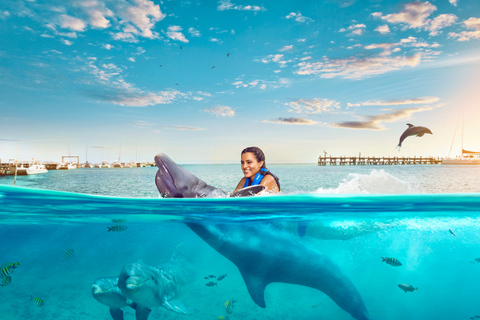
left=241, top=146, right=266, bottom=168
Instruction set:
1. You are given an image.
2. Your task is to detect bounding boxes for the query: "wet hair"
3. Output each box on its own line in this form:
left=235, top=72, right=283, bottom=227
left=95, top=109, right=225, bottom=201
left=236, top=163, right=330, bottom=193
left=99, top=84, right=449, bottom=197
left=241, top=146, right=266, bottom=168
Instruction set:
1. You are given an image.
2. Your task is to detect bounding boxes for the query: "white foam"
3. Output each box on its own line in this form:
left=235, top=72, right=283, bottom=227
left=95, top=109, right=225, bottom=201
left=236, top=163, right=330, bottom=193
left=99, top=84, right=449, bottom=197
left=315, top=169, right=412, bottom=194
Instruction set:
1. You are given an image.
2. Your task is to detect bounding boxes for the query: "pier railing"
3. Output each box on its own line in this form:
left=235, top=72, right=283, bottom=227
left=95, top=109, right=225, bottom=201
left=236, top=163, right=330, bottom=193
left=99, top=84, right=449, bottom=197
left=318, top=156, right=443, bottom=166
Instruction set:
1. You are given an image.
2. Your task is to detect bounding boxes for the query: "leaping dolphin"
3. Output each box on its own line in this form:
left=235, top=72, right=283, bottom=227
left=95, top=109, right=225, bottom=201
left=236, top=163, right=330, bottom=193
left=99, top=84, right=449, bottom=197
left=92, top=276, right=143, bottom=320
left=154, top=153, right=371, bottom=320
left=397, top=123, right=432, bottom=148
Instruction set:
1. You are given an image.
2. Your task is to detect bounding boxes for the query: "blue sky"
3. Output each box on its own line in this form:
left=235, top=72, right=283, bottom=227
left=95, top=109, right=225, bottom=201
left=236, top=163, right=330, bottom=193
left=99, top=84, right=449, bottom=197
left=1, top=0, right=480, bottom=164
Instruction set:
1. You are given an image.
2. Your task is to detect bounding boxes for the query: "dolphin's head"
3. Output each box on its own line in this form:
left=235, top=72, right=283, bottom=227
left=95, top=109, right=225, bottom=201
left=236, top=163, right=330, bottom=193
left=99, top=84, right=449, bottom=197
left=118, top=263, right=159, bottom=307
left=155, top=153, right=226, bottom=198
left=92, top=277, right=129, bottom=308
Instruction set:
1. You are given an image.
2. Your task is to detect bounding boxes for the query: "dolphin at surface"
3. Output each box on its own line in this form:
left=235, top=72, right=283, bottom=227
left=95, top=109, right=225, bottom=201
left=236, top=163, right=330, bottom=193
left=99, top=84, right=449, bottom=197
left=92, top=276, right=142, bottom=320
left=397, top=123, right=433, bottom=148
left=154, top=153, right=371, bottom=320
left=117, top=251, right=196, bottom=317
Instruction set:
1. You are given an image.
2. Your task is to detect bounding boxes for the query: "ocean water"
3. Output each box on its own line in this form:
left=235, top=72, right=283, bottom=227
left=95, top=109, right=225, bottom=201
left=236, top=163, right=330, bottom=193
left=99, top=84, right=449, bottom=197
left=1, top=164, right=480, bottom=320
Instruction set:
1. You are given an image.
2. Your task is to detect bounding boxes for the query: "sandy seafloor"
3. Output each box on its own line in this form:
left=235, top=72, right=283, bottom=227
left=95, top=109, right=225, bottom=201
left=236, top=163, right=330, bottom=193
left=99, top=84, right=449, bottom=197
left=1, top=164, right=480, bottom=320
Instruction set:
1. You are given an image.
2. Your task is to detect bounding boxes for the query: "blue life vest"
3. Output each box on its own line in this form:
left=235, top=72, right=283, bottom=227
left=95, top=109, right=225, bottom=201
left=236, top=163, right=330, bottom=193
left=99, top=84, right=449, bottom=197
left=243, top=167, right=281, bottom=190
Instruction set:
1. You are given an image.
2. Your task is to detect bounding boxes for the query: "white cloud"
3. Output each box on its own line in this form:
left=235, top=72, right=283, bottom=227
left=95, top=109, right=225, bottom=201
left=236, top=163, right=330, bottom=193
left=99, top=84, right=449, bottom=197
left=347, top=97, right=439, bottom=107
left=122, top=0, right=165, bottom=38
left=296, top=53, right=423, bottom=79
left=330, top=106, right=433, bottom=130
left=61, top=39, right=73, bottom=45
left=373, top=1, right=457, bottom=36
left=128, top=57, right=135, bottom=62
left=448, top=17, right=480, bottom=41
left=449, top=0, right=458, bottom=6
left=88, top=8, right=112, bottom=29
left=286, top=98, right=340, bottom=114
left=260, top=54, right=291, bottom=67
left=60, top=14, right=86, bottom=31
left=166, top=25, right=188, bottom=42
left=280, top=45, right=293, bottom=51
left=375, top=25, right=390, bottom=34
left=209, top=37, right=223, bottom=44
left=285, top=12, right=314, bottom=23
left=263, top=117, right=318, bottom=125
left=165, top=126, right=206, bottom=130
left=217, top=0, right=266, bottom=12
left=103, top=44, right=113, bottom=50
left=341, top=23, right=366, bottom=36
left=0, top=11, right=11, bottom=20
left=204, top=106, right=235, bottom=117
left=188, top=27, right=201, bottom=37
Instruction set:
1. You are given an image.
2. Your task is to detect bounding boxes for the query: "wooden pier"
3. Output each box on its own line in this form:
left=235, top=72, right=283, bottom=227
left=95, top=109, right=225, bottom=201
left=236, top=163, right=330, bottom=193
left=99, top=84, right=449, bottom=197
left=318, top=155, right=442, bottom=166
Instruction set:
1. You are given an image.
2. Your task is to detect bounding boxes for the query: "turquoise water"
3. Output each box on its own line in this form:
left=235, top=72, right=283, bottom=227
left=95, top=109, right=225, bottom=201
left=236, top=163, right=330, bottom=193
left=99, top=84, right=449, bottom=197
left=1, top=164, right=480, bottom=319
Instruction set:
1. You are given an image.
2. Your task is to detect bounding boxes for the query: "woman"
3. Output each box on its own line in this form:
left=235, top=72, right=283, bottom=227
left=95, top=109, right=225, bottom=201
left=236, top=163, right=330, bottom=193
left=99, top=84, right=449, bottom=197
left=233, top=146, right=280, bottom=194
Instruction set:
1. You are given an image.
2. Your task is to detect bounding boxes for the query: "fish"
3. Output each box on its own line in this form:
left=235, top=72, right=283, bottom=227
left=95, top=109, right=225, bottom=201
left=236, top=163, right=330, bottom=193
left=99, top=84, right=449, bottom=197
left=159, top=65, right=162, bottom=67
left=205, top=281, right=217, bottom=287
left=107, top=224, right=128, bottom=232
left=227, top=53, right=230, bottom=57
left=449, top=229, right=457, bottom=237
left=180, top=46, right=182, bottom=50
left=204, top=276, right=209, bottom=279
left=0, top=264, right=17, bottom=277
left=218, top=316, right=229, bottom=320
left=397, top=284, right=418, bottom=293
left=2, top=276, right=12, bottom=287
left=212, top=66, right=216, bottom=69
left=31, top=297, right=45, bottom=307
left=217, top=273, right=227, bottom=281
left=475, top=258, right=480, bottom=263
left=397, top=123, right=433, bottom=148
left=1, top=262, right=20, bottom=270
left=64, top=249, right=75, bottom=260
left=111, top=218, right=126, bottom=223
left=208, top=275, right=216, bottom=278
left=225, top=299, right=235, bottom=314
left=382, top=257, right=402, bottom=267
left=155, top=153, right=371, bottom=320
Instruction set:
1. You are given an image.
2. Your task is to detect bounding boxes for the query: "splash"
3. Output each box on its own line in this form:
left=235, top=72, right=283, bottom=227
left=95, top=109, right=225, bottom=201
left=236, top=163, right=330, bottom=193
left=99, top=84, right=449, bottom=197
left=315, top=169, right=411, bottom=194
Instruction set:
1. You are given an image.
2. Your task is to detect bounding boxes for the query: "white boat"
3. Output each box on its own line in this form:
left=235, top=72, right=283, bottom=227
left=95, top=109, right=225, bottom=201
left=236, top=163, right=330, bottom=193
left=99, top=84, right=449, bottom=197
left=442, top=150, right=480, bottom=165
left=5, top=162, right=48, bottom=175
left=101, top=162, right=111, bottom=168
left=58, top=163, right=77, bottom=170
left=112, top=162, right=123, bottom=168
left=84, top=162, right=94, bottom=168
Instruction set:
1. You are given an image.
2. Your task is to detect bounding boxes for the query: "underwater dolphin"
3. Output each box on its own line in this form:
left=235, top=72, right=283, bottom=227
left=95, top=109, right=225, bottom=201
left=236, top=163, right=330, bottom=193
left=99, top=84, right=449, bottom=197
left=397, top=123, right=432, bottom=148
left=117, top=255, right=195, bottom=317
left=154, top=153, right=371, bottom=320
left=92, top=276, right=143, bottom=320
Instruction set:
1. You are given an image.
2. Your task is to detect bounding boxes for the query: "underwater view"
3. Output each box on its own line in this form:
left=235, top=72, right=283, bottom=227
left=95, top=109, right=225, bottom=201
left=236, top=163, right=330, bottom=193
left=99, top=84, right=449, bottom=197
left=1, top=163, right=480, bottom=320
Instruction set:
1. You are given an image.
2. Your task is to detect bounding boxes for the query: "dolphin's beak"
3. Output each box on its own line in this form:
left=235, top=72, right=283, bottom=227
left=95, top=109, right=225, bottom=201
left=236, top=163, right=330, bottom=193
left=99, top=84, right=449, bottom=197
left=125, top=277, right=148, bottom=290
left=155, top=153, right=182, bottom=198
left=91, top=284, right=102, bottom=295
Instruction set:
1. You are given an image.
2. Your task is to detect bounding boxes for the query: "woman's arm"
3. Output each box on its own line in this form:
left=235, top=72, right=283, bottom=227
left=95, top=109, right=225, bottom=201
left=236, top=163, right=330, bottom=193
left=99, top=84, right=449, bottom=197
left=233, top=177, right=246, bottom=192
left=260, top=175, right=280, bottom=194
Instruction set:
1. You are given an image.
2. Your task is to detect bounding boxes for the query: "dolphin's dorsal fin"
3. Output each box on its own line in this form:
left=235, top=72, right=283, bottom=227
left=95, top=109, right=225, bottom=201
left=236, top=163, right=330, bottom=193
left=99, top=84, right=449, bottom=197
left=163, top=299, right=196, bottom=315
left=109, top=308, right=124, bottom=320
left=406, top=123, right=414, bottom=127
left=242, top=272, right=268, bottom=308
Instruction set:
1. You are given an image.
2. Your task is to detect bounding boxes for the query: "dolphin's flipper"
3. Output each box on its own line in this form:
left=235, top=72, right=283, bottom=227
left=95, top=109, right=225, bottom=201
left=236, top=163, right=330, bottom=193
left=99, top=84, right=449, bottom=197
left=135, top=306, right=151, bottom=320
left=162, top=300, right=196, bottom=315
left=417, top=133, right=425, bottom=137
left=298, top=220, right=309, bottom=237
left=109, top=308, right=124, bottom=320
left=242, top=273, right=267, bottom=308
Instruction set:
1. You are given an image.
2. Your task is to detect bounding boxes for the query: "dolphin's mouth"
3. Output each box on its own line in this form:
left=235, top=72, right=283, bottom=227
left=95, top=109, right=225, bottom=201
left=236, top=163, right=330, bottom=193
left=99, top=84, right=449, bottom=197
left=125, top=277, right=150, bottom=290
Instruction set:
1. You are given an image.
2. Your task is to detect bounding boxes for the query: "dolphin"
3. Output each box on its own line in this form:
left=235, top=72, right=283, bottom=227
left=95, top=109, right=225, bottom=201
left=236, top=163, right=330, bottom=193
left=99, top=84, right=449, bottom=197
left=92, top=276, right=144, bottom=320
left=397, top=123, right=432, bottom=148
left=154, top=153, right=371, bottom=320
left=117, top=252, right=196, bottom=317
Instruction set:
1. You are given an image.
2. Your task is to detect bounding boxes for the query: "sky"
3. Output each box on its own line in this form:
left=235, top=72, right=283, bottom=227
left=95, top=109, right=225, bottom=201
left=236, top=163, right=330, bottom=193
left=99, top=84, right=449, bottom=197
left=1, top=0, right=480, bottom=164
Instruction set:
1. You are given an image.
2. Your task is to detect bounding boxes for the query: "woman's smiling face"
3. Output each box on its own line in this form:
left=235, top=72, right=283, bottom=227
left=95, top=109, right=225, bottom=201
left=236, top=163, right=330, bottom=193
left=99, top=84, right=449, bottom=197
left=241, top=152, right=264, bottom=179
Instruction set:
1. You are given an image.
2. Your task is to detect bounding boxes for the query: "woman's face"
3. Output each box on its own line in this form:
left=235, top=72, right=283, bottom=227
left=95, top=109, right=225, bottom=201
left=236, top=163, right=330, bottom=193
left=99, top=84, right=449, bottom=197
left=241, top=152, right=264, bottom=179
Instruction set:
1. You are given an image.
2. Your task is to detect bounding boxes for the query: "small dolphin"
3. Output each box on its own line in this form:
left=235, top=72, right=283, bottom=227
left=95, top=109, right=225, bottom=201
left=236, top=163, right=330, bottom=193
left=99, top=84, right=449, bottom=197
left=397, top=123, right=432, bottom=148
left=398, top=284, right=418, bottom=293
left=92, top=276, right=144, bottom=320
left=118, top=252, right=195, bottom=316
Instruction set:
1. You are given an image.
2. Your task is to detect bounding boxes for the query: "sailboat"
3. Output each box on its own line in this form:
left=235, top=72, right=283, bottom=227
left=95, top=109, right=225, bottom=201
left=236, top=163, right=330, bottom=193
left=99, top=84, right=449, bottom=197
left=442, top=115, right=480, bottom=165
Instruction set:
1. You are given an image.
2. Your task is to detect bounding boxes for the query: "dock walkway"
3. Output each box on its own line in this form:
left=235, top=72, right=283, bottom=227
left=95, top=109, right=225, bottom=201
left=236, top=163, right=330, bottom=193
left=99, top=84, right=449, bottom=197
left=318, top=156, right=442, bottom=166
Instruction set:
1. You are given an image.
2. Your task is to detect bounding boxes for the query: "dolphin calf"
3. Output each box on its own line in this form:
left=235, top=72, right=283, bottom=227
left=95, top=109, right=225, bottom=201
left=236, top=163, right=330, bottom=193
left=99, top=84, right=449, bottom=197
left=117, top=251, right=196, bottom=317
left=154, top=153, right=371, bottom=320
left=92, top=276, right=142, bottom=320
left=397, top=123, right=432, bottom=148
